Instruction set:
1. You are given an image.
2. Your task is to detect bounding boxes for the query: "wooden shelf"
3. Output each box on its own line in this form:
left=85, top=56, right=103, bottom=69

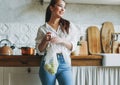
left=71, top=55, right=102, bottom=59
left=71, top=55, right=102, bottom=66
left=0, top=55, right=103, bottom=67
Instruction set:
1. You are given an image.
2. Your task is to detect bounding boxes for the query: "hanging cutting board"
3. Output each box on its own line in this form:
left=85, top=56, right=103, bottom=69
left=87, top=26, right=101, bottom=54
left=101, top=22, right=115, bottom=53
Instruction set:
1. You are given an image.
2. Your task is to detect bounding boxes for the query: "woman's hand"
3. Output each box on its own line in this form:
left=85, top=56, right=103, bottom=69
left=38, top=32, right=52, bottom=52
left=51, top=36, right=72, bottom=50
left=50, top=36, right=63, bottom=44
left=44, top=32, right=51, bottom=41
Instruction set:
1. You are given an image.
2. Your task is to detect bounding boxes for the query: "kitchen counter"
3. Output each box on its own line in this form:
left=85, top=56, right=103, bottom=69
left=0, top=55, right=102, bottom=67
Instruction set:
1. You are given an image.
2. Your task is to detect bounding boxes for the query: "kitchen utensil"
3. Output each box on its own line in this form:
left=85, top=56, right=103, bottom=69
left=112, top=33, right=119, bottom=41
left=87, top=26, right=101, bottom=54
left=118, top=44, right=120, bottom=53
left=112, top=41, right=119, bottom=53
left=0, top=39, right=15, bottom=55
left=79, top=36, right=88, bottom=55
left=20, top=47, right=35, bottom=55
left=111, top=33, right=120, bottom=53
left=71, top=41, right=80, bottom=56
left=101, top=21, right=115, bottom=53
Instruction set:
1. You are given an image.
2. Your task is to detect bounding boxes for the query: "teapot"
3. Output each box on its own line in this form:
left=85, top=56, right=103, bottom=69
left=0, top=39, right=15, bottom=55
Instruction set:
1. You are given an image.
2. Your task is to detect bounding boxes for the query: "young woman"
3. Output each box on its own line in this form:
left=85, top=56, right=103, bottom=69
left=35, top=0, right=79, bottom=85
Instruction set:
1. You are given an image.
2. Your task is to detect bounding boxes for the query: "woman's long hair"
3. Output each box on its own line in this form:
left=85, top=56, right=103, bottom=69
left=45, top=0, right=70, bottom=34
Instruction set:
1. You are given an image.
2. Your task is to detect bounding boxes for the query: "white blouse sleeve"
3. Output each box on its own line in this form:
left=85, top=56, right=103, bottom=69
left=35, top=27, right=45, bottom=55
left=69, top=22, right=80, bottom=52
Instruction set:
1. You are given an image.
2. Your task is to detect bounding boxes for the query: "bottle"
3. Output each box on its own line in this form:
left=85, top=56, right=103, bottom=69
left=79, top=36, right=88, bottom=56
left=71, top=41, right=81, bottom=56
left=112, top=41, right=119, bottom=53
left=118, top=43, right=120, bottom=54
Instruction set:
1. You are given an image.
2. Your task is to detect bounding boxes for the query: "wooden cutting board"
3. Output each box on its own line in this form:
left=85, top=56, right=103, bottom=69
left=101, top=22, right=115, bottom=53
left=87, top=26, right=101, bottom=54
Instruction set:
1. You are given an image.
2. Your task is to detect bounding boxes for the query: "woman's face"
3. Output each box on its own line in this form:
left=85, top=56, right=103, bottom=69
left=50, top=0, right=66, bottom=18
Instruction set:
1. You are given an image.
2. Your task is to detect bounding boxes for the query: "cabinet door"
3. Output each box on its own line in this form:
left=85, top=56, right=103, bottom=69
left=0, top=67, right=3, bottom=85
left=4, top=67, right=42, bottom=85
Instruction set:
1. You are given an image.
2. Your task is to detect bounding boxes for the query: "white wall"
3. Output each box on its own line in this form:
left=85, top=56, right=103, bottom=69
left=0, top=0, right=120, bottom=54
left=0, top=0, right=120, bottom=25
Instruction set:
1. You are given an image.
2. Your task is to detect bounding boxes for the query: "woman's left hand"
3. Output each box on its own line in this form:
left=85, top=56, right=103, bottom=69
left=50, top=37, right=64, bottom=44
left=51, top=36, right=72, bottom=50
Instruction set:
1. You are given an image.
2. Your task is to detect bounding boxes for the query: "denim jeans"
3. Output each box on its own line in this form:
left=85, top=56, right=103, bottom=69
left=39, top=53, right=73, bottom=85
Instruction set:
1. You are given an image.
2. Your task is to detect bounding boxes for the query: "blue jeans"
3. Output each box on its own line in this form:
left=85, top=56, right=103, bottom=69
left=39, top=53, right=73, bottom=85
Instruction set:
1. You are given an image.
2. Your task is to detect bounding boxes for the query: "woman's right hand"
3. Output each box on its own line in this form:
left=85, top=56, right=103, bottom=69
left=44, top=32, right=51, bottom=41
left=38, top=32, right=52, bottom=52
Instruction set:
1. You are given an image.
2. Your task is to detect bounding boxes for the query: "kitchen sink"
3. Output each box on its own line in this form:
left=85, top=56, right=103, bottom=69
left=101, top=54, right=120, bottom=66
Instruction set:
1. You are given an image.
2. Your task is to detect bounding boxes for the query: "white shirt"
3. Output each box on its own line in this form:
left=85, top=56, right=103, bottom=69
left=35, top=22, right=79, bottom=65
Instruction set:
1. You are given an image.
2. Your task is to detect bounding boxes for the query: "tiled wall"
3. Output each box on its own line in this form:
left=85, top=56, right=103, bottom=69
left=0, top=23, right=40, bottom=55
left=0, top=23, right=39, bottom=46
left=0, top=23, right=119, bottom=55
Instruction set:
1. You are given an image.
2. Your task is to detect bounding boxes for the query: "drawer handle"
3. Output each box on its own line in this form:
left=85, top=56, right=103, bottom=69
left=27, top=67, right=31, bottom=73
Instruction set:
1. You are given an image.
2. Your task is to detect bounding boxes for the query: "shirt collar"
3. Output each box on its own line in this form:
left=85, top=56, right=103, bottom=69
left=45, top=22, right=61, bottom=33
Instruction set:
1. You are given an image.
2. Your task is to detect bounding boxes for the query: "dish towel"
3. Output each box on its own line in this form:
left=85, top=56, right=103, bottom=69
left=44, top=44, right=59, bottom=75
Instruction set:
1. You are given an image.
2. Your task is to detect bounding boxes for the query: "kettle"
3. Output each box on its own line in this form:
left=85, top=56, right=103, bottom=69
left=0, top=39, right=15, bottom=55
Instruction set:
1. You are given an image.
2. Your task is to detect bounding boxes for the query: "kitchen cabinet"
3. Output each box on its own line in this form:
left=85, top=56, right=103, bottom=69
left=0, top=55, right=102, bottom=85
left=3, top=67, right=42, bottom=85
left=0, top=67, right=3, bottom=85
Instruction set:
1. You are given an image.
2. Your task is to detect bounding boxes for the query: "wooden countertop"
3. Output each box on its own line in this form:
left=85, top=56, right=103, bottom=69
left=0, top=55, right=103, bottom=67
